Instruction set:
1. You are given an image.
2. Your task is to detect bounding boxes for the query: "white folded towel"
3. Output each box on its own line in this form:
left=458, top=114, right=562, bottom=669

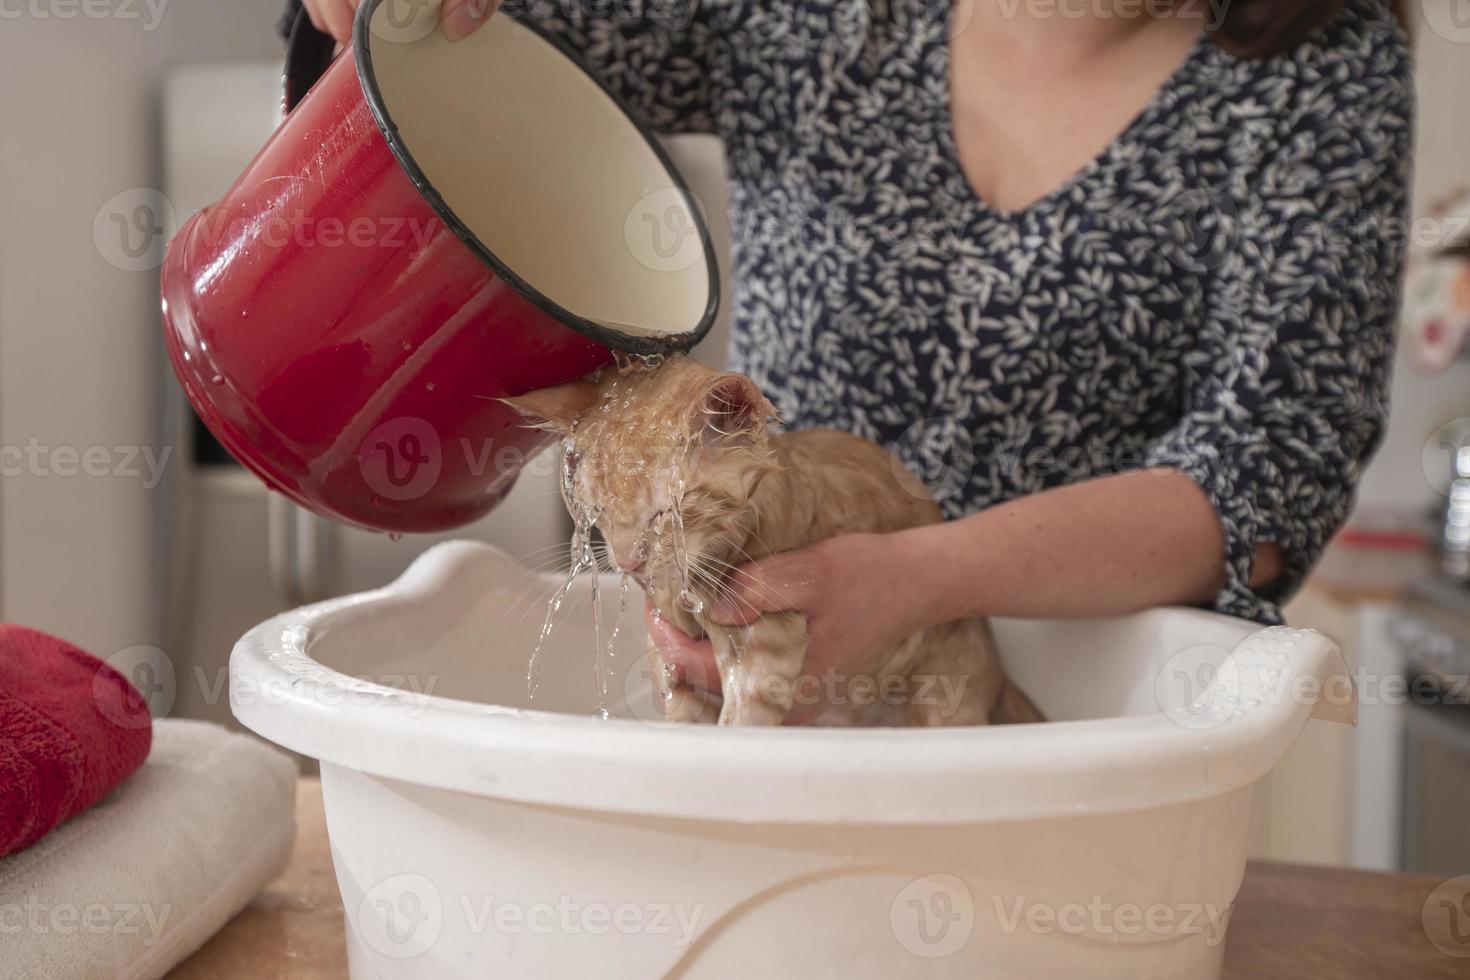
left=0, top=719, right=296, bottom=980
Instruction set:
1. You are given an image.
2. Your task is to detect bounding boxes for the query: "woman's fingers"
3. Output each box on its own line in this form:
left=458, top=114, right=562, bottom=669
left=312, top=0, right=357, bottom=43
left=441, top=0, right=496, bottom=40
left=304, top=0, right=328, bottom=35
left=644, top=603, right=720, bottom=694
left=304, top=0, right=491, bottom=44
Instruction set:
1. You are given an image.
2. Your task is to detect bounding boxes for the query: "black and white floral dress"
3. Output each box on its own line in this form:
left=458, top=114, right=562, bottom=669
left=291, top=0, right=1414, bottom=623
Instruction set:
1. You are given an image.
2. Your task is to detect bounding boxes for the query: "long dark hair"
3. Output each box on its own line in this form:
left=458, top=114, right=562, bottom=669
left=1213, top=0, right=1408, bottom=58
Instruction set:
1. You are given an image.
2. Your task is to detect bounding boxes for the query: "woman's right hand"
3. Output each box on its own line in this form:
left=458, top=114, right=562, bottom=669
left=301, top=0, right=495, bottom=44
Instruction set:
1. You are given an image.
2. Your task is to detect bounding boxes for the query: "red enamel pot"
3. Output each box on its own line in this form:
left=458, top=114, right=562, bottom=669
left=160, top=0, right=717, bottom=532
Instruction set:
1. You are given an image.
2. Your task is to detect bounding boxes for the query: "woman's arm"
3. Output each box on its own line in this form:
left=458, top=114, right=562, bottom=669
left=886, top=468, right=1284, bottom=623
left=710, top=468, right=1282, bottom=630
left=649, top=469, right=1283, bottom=720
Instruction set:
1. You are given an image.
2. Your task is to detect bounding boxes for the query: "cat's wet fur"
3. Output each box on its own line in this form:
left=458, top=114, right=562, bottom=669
left=505, top=356, right=1042, bottom=727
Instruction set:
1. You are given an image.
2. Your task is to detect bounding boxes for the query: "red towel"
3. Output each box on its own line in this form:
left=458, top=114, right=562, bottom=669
left=0, top=624, right=152, bottom=859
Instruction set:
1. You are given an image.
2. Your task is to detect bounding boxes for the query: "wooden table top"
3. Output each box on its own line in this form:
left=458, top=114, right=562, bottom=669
left=169, top=778, right=1467, bottom=979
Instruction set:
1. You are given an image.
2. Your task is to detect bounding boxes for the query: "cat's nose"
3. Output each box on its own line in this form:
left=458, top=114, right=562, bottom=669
left=615, top=555, right=644, bottom=574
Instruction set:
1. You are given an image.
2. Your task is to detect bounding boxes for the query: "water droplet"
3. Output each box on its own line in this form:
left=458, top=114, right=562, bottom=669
left=209, top=374, right=224, bottom=386
left=425, top=382, right=436, bottom=392
left=387, top=532, right=403, bottom=542
left=402, top=340, right=414, bottom=351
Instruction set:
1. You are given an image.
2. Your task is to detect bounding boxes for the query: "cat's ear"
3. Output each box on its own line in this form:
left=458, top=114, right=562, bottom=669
left=697, top=373, right=775, bottom=447
left=501, top=377, right=604, bottom=431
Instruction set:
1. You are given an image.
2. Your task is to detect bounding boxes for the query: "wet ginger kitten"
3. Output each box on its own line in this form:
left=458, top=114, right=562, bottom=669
left=507, top=356, right=1041, bottom=727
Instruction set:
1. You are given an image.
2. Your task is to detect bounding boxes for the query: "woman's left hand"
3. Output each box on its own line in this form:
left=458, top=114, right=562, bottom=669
left=645, top=532, right=935, bottom=724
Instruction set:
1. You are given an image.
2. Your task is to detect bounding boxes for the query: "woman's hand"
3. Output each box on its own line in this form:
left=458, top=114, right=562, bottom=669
left=301, top=0, right=494, bottom=44
left=642, top=469, right=1275, bottom=725
left=645, top=533, right=937, bottom=725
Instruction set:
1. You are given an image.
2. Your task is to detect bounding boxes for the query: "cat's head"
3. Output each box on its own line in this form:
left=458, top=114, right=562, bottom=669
left=504, top=357, right=778, bottom=588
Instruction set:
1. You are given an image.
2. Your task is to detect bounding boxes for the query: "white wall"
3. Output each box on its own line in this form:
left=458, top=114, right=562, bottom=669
left=0, top=0, right=285, bottom=657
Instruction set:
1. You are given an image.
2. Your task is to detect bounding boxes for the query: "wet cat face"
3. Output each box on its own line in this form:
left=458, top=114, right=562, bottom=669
left=504, top=358, right=778, bottom=590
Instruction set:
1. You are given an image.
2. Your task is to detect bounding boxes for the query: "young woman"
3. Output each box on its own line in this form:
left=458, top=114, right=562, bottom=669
left=291, top=0, right=1412, bottom=713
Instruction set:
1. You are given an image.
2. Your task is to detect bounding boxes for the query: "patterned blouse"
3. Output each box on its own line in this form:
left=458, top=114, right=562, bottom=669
left=287, top=0, right=1414, bottom=624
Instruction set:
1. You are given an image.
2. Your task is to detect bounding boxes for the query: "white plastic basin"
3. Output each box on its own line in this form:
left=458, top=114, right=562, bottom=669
left=230, top=540, right=1356, bottom=979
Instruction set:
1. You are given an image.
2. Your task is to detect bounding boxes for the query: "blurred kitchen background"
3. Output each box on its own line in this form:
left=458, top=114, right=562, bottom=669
left=1, top=0, right=1469, bottom=877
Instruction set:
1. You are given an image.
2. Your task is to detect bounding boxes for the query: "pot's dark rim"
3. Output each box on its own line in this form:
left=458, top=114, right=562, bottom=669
left=348, top=0, right=719, bottom=358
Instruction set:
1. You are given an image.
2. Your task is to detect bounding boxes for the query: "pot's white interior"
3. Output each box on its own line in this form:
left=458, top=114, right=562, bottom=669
left=365, top=6, right=711, bottom=340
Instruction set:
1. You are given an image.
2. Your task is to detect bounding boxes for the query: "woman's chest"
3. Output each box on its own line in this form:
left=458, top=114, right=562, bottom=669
left=725, top=167, right=1213, bottom=430
left=715, top=0, right=1247, bottom=429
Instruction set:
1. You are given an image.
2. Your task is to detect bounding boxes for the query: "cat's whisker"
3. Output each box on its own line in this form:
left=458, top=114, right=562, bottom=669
left=494, top=577, right=568, bottom=629
left=690, top=554, right=801, bottom=613
left=685, top=555, right=773, bottom=610
left=513, top=542, right=581, bottom=568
